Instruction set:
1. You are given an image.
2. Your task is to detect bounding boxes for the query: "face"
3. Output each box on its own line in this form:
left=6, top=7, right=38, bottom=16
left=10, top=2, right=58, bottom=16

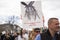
left=22, top=30, right=26, bottom=34
left=13, top=32, right=17, bottom=36
left=49, top=19, right=59, bottom=32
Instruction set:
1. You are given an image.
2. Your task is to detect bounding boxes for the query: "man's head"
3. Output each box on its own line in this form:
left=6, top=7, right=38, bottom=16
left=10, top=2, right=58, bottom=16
left=48, top=18, right=59, bottom=32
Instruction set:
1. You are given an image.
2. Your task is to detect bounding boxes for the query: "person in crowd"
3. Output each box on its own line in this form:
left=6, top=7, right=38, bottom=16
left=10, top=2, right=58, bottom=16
left=41, top=18, right=60, bottom=40
left=34, top=28, right=41, bottom=40
left=1, top=30, right=13, bottom=40
left=12, top=31, right=18, bottom=40
left=22, top=29, right=28, bottom=40
left=16, top=28, right=25, bottom=40
left=17, top=31, right=23, bottom=40
left=29, top=31, right=33, bottom=40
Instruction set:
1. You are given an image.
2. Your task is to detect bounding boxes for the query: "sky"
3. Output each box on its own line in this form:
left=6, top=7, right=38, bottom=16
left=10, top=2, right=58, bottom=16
left=0, top=0, right=60, bottom=28
left=42, top=0, right=60, bottom=27
left=0, top=0, right=22, bottom=25
left=0, top=0, right=20, bottom=16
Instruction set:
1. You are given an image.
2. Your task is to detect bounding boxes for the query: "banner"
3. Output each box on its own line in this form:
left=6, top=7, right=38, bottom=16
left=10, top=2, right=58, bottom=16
left=20, top=1, right=44, bottom=29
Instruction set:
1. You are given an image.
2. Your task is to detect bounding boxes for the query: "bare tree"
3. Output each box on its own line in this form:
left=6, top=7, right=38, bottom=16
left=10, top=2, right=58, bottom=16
left=5, top=16, right=20, bottom=30
left=5, top=16, right=20, bottom=24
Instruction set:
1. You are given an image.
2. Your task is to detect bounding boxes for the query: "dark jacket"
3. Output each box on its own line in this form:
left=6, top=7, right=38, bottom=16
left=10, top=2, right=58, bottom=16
left=41, top=30, right=60, bottom=40
left=1, top=34, right=14, bottom=40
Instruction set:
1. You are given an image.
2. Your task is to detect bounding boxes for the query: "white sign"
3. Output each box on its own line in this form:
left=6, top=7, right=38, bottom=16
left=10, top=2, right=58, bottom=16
left=20, top=1, right=44, bottom=29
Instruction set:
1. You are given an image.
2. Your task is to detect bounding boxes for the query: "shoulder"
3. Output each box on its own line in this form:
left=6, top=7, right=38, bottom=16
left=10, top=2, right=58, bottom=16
left=41, top=29, right=49, bottom=36
left=36, top=34, right=40, bottom=38
left=41, top=30, right=49, bottom=38
left=35, top=34, right=41, bottom=40
left=1, top=34, right=5, bottom=37
left=41, top=32, right=47, bottom=36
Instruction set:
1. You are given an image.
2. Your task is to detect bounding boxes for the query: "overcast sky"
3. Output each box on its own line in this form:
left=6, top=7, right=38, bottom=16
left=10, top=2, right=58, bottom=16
left=0, top=0, right=60, bottom=28
left=42, top=0, right=60, bottom=27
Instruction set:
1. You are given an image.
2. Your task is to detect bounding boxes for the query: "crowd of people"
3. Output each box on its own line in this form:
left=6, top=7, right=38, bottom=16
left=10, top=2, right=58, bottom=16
left=0, top=29, right=29, bottom=40
left=0, top=17, right=60, bottom=40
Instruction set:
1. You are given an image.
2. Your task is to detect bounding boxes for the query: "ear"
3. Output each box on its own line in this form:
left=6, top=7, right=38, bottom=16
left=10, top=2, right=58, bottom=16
left=28, top=1, right=34, bottom=6
left=21, top=2, right=27, bottom=6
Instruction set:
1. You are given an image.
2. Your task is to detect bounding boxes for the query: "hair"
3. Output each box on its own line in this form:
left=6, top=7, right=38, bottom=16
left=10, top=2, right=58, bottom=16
left=48, top=18, right=58, bottom=25
left=34, top=28, right=40, bottom=32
